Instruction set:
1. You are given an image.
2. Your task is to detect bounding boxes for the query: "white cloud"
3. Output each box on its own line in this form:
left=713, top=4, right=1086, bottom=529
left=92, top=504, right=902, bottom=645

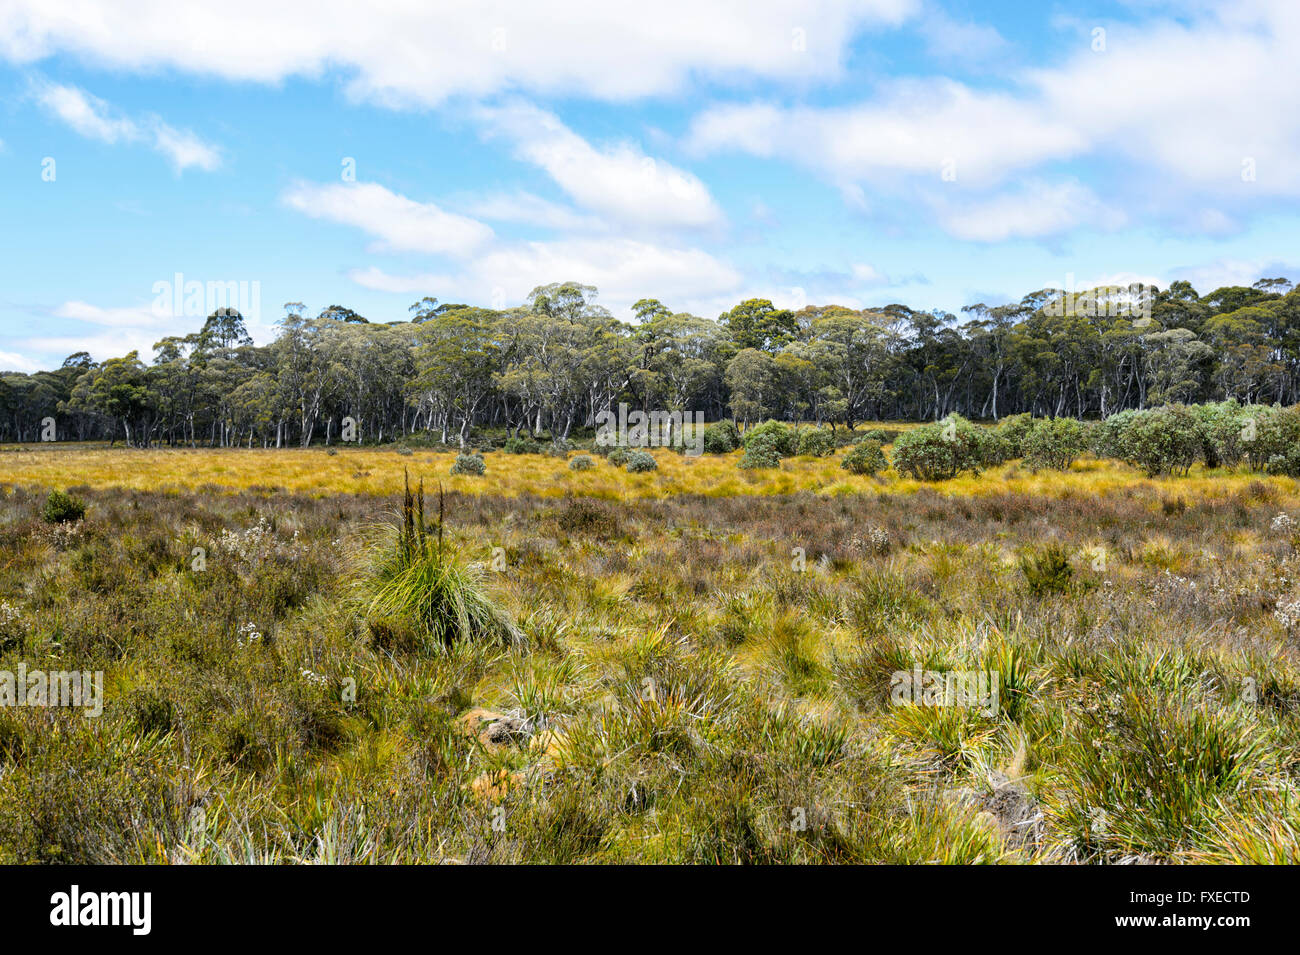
left=347, top=238, right=741, bottom=318
left=282, top=181, right=495, bottom=257
left=476, top=103, right=724, bottom=231
left=687, top=82, right=1083, bottom=186
left=687, top=1, right=1300, bottom=237
left=0, top=350, right=41, bottom=373
left=935, top=180, right=1125, bottom=242
left=34, top=81, right=220, bottom=172
left=52, top=300, right=165, bottom=327
left=1, top=0, right=918, bottom=106
left=462, top=190, right=603, bottom=232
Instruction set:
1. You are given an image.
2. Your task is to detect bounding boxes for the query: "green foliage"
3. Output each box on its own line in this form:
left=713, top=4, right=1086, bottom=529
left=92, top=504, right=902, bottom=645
left=738, top=433, right=782, bottom=469
left=1022, top=417, right=1090, bottom=471
left=1098, top=405, right=1204, bottom=476
left=1020, top=543, right=1074, bottom=596
left=450, top=452, right=486, bottom=475
left=743, top=420, right=798, bottom=457
left=841, top=438, right=887, bottom=475
left=625, top=449, right=658, bottom=473
left=365, top=474, right=522, bottom=650
left=41, top=489, right=86, bottom=524
left=702, top=420, right=741, bottom=454
left=993, top=413, right=1037, bottom=457
left=891, top=415, right=984, bottom=481
left=795, top=427, right=836, bottom=457
left=568, top=454, right=595, bottom=471
left=607, top=447, right=630, bottom=467
left=503, top=436, right=536, bottom=454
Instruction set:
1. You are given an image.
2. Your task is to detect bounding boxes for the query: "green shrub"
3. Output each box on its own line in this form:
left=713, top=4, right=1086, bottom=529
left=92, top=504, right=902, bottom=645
left=1022, top=417, right=1090, bottom=471
left=841, top=439, right=887, bottom=476
left=738, top=433, right=782, bottom=470
left=795, top=427, right=836, bottom=457
left=1245, top=406, right=1300, bottom=472
left=607, top=447, right=630, bottom=467
left=568, top=454, right=595, bottom=471
left=891, top=415, right=984, bottom=481
left=743, top=420, right=798, bottom=457
left=702, top=420, right=741, bottom=454
left=1020, top=543, right=1074, bottom=596
left=503, top=436, right=535, bottom=454
left=1103, top=405, right=1204, bottom=476
left=41, top=489, right=86, bottom=524
left=365, top=474, right=522, bottom=649
left=625, top=449, right=658, bottom=473
left=857, top=427, right=900, bottom=445
left=450, top=452, right=486, bottom=476
left=993, top=413, right=1036, bottom=457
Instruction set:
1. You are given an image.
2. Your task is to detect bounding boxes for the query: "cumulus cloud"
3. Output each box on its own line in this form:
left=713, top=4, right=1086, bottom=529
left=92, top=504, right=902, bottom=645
left=687, top=0, right=1300, bottom=238
left=34, top=80, right=220, bottom=172
left=1, top=0, right=917, bottom=106
left=476, top=103, right=724, bottom=231
left=282, top=181, right=495, bottom=257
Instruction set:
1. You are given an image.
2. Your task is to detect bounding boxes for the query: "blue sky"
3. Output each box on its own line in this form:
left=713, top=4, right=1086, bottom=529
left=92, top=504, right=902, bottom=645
left=2, top=0, right=1299, bottom=371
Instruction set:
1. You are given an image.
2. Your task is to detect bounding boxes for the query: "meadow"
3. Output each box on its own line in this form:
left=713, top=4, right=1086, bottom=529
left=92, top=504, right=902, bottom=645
left=1, top=442, right=1299, bottom=863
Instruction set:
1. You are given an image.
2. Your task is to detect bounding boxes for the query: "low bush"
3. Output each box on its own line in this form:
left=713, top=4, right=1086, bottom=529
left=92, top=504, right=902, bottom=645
left=568, top=454, right=595, bottom=471
left=841, top=439, right=888, bottom=476
left=891, top=415, right=984, bottom=481
left=738, top=433, right=782, bottom=470
left=702, top=420, right=741, bottom=454
left=743, top=420, right=798, bottom=457
left=450, top=452, right=486, bottom=476
left=625, top=450, right=658, bottom=473
left=41, top=490, right=86, bottom=524
left=796, top=427, right=836, bottom=457
left=1023, top=417, right=1090, bottom=471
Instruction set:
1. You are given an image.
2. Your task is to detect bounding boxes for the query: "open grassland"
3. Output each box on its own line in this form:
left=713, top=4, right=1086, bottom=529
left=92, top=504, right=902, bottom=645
left=1, top=453, right=1300, bottom=863
left=3, top=441, right=1299, bottom=503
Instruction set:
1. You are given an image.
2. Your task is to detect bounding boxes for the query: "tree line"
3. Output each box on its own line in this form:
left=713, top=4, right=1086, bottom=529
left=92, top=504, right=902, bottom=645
left=2, top=276, right=1299, bottom=448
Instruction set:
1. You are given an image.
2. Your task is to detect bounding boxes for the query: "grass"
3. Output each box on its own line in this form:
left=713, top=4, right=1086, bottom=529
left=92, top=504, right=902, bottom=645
left=4, top=441, right=1298, bottom=503
left=0, top=449, right=1298, bottom=863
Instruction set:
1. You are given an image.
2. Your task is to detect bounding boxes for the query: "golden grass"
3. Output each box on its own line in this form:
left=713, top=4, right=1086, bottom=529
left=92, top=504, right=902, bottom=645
left=3, top=442, right=1299, bottom=502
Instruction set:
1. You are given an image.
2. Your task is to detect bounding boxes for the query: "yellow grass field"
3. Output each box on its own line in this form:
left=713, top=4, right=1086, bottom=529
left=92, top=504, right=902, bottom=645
left=3, top=442, right=1300, bottom=505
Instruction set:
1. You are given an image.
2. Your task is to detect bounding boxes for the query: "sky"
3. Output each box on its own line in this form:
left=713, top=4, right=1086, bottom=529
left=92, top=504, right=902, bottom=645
left=2, top=0, right=1299, bottom=371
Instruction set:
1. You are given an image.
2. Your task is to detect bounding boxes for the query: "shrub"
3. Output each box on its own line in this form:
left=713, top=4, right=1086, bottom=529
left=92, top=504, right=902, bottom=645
left=365, top=474, right=522, bottom=649
left=1105, top=405, right=1204, bottom=476
left=742, top=420, right=798, bottom=457
left=1192, top=401, right=1248, bottom=468
left=1022, top=417, right=1090, bottom=471
left=993, top=413, right=1036, bottom=457
left=795, top=427, right=836, bottom=457
left=975, top=428, right=1013, bottom=468
left=503, top=436, right=535, bottom=454
left=625, top=449, right=658, bottom=473
left=1020, top=543, right=1074, bottom=596
left=607, top=447, right=630, bottom=467
left=568, top=454, right=595, bottom=471
left=450, top=452, right=486, bottom=476
left=891, top=415, right=984, bottom=481
left=857, top=427, right=900, bottom=445
left=841, top=439, right=887, bottom=476
left=702, top=420, right=742, bottom=454
left=1245, top=406, right=1300, bottom=473
left=738, top=433, right=781, bottom=469
left=41, top=490, right=86, bottom=524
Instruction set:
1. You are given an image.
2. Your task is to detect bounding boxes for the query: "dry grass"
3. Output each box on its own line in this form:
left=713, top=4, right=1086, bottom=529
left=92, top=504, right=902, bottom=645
left=3, top=442, right=1297, bottom=503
